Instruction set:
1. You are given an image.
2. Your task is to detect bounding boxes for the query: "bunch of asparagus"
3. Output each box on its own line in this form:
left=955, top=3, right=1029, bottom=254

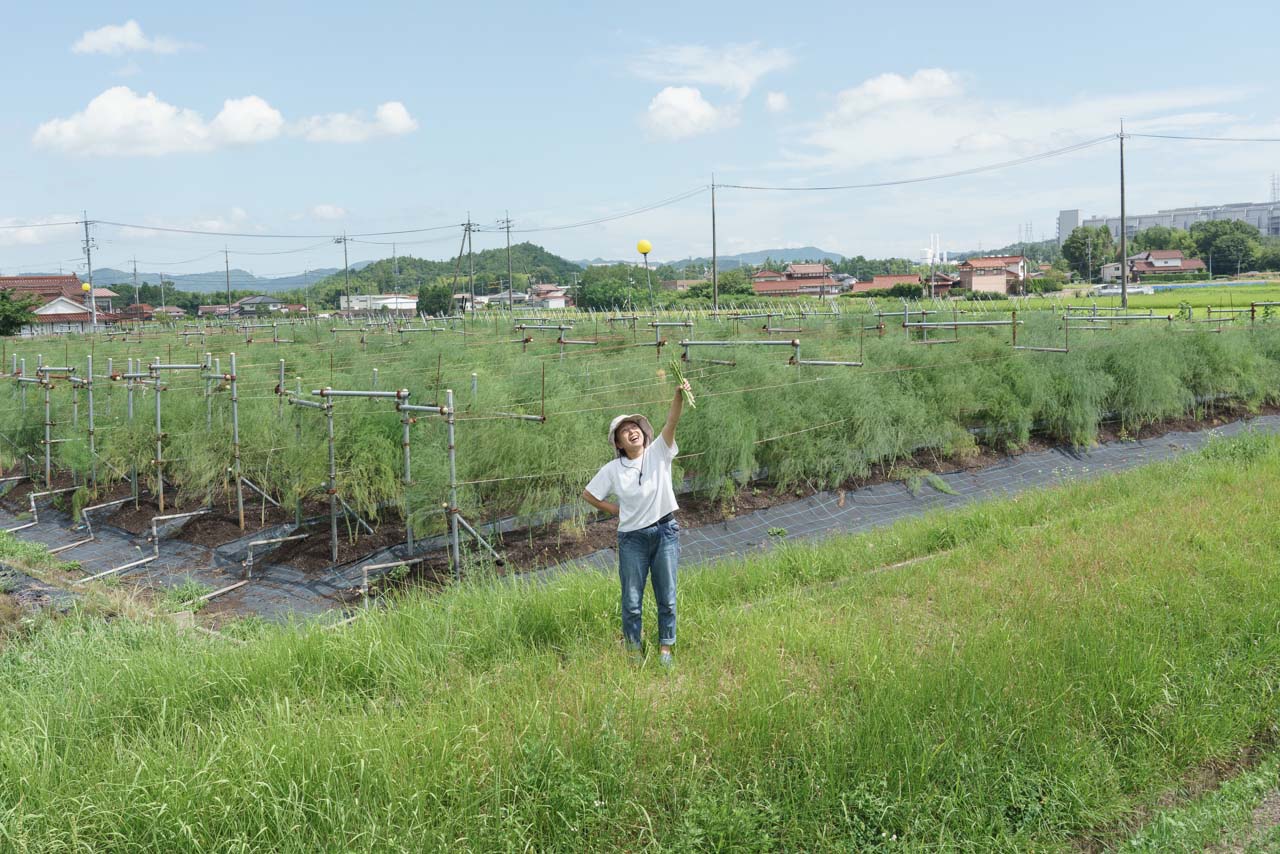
left=668, top=359, right=696, bottom=409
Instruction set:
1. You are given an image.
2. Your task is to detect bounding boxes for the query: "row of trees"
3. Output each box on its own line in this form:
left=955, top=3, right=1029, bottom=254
left=1062, top=220, right=1280, bottom=281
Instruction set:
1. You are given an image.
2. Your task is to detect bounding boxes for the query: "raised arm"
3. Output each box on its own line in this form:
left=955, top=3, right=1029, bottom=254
left=660, top=379, right=690, bottom=448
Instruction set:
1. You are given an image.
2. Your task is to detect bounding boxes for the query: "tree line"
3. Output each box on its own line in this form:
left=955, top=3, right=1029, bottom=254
left=1062, top=220, right=1280, bottom=281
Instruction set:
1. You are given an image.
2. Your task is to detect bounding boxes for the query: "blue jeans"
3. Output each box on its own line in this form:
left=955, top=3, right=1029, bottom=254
left=617, top=517, right=679, bottom=649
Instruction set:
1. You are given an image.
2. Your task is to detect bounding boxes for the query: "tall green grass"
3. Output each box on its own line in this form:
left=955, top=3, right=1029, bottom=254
left=0, top=433, right=1277, bottom=850
left=1, top=317, right=1278, bottom=535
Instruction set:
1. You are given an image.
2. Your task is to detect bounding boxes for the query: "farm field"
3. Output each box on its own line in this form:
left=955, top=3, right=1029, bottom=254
left=896, top=280, right=1280, bottom=315
left=0, top=309, right=1278, bottom=580
left=0, top=431, right=1277, bottom=850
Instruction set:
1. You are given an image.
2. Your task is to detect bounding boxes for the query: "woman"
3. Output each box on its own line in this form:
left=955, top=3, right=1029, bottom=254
left=582, top=377, right=691, bottom=665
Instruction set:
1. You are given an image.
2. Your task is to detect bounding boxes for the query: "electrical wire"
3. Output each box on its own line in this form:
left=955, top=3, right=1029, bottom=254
left=1126, top=132, right=1280, bottom=143
left=474, top=186, right=709, bottom=234
left=717, top=135, right=1118, bottom=191
left=0, top=220, right=81, bottom=230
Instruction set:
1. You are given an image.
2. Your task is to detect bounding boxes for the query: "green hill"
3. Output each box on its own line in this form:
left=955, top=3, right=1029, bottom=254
left=299, top=242, right=581, bottom=306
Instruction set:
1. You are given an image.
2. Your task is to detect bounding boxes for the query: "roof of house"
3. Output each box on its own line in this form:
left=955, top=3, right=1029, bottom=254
left=1131, top=258, right=1206, bottom=273
left=0, top=274, right=117, bottom=303
left=234, top=295, right=282, bottom=306
left=794, top=277, right=841, bottom=289
left=752, top=269, right=785, bottom=279
left=154, top=305, right=186, bottom=314
left=27, top=312, right=120, bottom=324
left=785, top=263, right=832, bottom=275
left=960, top=255, right=1028, bottom=268
left=1144, top=249, right=1187, bottom=260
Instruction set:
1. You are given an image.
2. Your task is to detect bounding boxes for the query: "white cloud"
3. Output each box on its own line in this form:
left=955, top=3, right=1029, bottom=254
left=0, top=216, right=81, bottom=248
left=35, top=87, right=212, bottom=155
left=72, top=20, right=185, bottom=55
left=296, top=101, right=419, bottom=143
left=831, top=69, right=961, bottom=117
left=310, top=204, right=347, bottom=220
left=766, top=92, right=789, bottom=113
left=631, top=43, right=792, bottom=98
left=34, top=89, right=415, bottom=155
left=645, top=87, right=737, bottom=140
left=209, top=95, right=285, bottom=144
left=787, top=69, right=1248, bottom=174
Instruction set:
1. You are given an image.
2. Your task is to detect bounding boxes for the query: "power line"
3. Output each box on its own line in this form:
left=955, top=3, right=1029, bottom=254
left=475, top=187, right=708, bottom=234
left=92, top=220, right=465, bottom=240
left=0, top=220, right=81, bottom=231
left=717, top=135, right=1118, bottom=191
left=1126, top=132, right=1280, bottom=143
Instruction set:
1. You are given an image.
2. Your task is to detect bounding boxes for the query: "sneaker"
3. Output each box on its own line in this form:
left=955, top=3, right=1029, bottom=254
left=659, top=651, right=674, bottom=668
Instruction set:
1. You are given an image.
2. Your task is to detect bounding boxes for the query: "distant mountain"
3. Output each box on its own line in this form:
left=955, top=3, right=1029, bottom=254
left=84, top=265, right=364, bottom=293
left=574, top=246, right=845, bottom=270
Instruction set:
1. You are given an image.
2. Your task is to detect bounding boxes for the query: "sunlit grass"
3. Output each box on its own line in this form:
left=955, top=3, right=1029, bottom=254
left=0, top=432, right=1276, bottom=850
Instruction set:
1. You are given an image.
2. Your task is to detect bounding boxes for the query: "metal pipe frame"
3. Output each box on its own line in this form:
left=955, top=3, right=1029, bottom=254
left=793, top=359, right=864, bottom=366
left=230, top=353, right=243, bottom=530
left=680, top=339, right=800, bottom=346
left=312, top=387, right=410, bottom=400
left=1074, top=314, right=1173, bottom=322
left=356, top=556, right=427, bottom=603
left=446, top=388, right=461, bottom=579
left=243, top=533, right=310, bottom=579
left=239, top=475, right=281, bottom=508
left=902, top=320, right=1021, bottom=328
left=74, top=508, right=209, bottom=585
left=4, top=486, right=80, bottom=534
left=48, top=495, right=133, bottom=555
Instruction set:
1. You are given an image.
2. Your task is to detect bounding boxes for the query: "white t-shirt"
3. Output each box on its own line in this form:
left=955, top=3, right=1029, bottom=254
left=585, top=435, right=680, bottom=532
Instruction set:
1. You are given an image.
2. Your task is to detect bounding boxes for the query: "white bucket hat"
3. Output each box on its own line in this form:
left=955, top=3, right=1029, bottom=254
left=607, top=413, right=653, bottom=457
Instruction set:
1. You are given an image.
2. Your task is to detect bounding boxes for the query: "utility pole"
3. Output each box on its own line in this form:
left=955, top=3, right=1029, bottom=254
left=304, top=269, right=311, bottom=313
left=332, top=233, right=352, bottom=314
left=131, top=257, right=139, bottom=307
left=711, top=176, right=719, bottom=311
left=1119, top=123, right=1128, bottom=309
left=224, top=247, right=233, bottom=320
left=392, top=242, right=398, bottom=293
left=467, top=211, right=475, bottom=313
left=498, top=212, right=514, bottom=313
left=160, top=272, right=167, bottom=312
left=449, top=222, right=469, bottom=309
left=82, top=213, right=97, bottom=330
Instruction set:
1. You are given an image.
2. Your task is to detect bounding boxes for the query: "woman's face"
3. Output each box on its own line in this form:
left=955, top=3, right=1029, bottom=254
left=615, top=421, right=645, bottom=455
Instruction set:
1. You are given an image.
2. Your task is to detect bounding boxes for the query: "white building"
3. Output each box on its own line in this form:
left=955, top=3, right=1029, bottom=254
left=1069, top=201, right=1280, bottom=241
left=19, top=295, right=105, bottom=336
left=339, top=294, right=418, bottom=313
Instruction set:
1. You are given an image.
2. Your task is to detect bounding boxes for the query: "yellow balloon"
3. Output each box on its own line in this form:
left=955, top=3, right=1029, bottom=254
left=81, top=283, right=91, bottom=292
left=636, top=239, right=652, bottom=256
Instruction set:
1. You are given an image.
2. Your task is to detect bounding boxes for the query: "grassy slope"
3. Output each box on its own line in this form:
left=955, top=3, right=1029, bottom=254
left=0, top=434, right=1278, bottom=851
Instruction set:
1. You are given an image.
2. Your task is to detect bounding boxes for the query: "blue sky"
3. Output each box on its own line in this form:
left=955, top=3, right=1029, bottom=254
left=2, top=0, right=1278, bottom=277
